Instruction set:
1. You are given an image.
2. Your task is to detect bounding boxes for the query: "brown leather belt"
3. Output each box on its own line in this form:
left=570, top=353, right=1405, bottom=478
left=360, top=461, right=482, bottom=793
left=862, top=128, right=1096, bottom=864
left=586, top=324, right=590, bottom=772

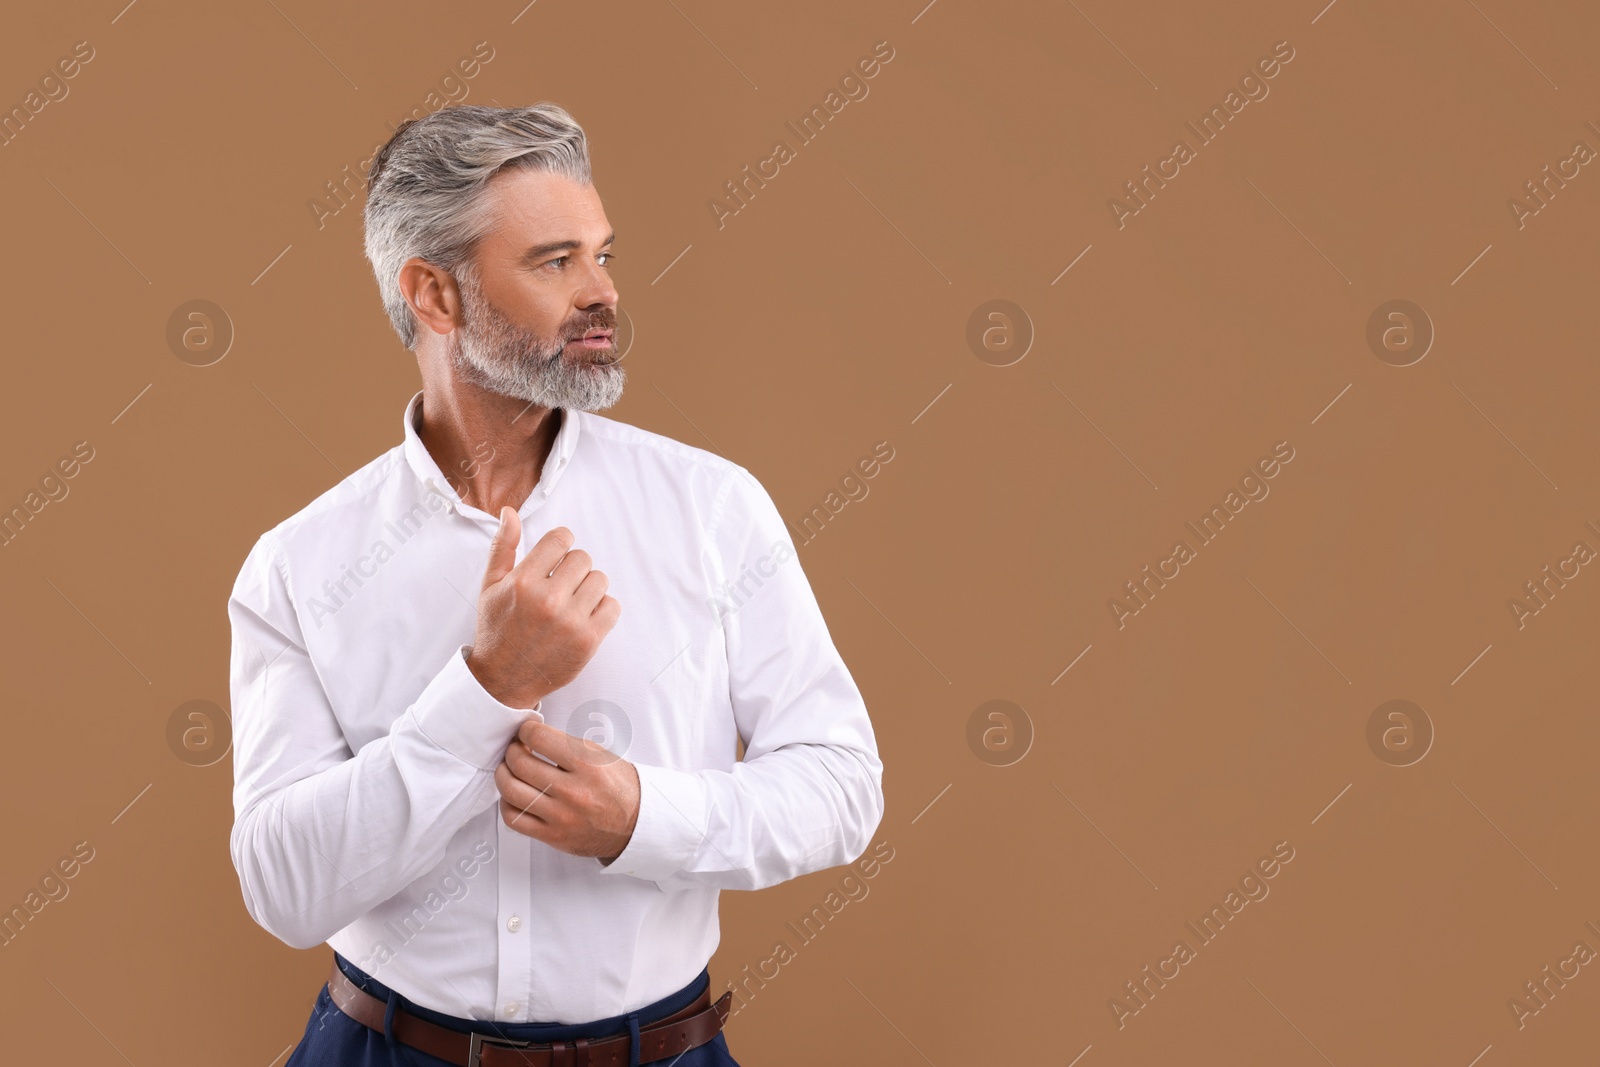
left=325, top=958, right=733, bottom=1067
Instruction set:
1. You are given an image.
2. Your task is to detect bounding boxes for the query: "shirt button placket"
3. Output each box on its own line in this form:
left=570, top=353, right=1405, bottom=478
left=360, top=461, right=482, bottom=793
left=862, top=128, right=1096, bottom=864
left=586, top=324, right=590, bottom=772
left=495, top=816, right=534, bottom=1021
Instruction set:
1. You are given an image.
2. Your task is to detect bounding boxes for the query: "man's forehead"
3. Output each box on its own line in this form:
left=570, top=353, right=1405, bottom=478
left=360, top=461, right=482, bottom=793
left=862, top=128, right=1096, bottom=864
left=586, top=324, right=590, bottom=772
left=481, top=169, right=609, bottom=240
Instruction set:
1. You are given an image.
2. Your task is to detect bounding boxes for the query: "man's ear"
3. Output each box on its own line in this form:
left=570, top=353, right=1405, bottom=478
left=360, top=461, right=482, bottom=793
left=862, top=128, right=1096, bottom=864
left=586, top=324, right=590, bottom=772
left=398, top=257, right=463, bottom=338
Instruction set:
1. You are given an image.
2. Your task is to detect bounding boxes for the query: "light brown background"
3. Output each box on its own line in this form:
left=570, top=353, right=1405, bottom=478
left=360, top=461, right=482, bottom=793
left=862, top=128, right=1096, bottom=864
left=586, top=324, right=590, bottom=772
left=2, top=0, right=1598, bottom=1063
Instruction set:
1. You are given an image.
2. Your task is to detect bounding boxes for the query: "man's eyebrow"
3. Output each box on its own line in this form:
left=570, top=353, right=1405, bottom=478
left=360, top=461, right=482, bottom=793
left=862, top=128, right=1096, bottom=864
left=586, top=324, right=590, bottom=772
left=522, top=232, right=616, bottom=261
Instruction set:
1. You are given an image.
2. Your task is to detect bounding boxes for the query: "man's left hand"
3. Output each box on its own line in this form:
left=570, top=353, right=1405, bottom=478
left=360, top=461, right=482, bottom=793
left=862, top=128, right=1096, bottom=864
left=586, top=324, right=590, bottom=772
left=495, top=719, right=641, bottom=863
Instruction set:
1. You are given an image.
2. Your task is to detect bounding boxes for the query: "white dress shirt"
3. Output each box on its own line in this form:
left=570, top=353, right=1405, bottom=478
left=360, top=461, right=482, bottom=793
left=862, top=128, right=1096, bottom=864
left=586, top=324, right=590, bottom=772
left=227, top=390, right=885, bottom=1024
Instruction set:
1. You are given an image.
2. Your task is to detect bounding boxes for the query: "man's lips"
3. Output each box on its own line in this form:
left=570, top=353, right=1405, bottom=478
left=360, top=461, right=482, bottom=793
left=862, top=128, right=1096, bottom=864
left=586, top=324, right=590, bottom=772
left=566, top=329, right=614, bottom=349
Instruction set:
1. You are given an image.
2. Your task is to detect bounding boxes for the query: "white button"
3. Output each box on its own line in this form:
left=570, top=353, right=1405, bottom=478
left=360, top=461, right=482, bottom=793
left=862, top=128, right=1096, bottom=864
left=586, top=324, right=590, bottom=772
left=506, top=915, right=521, bottom=932
left=504, top=1003, right=520, bottom=1017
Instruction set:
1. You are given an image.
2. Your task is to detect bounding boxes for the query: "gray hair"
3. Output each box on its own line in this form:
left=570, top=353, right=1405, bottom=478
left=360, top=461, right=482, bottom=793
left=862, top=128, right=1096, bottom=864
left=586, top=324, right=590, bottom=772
left=362, top=103, right=592, bottom=349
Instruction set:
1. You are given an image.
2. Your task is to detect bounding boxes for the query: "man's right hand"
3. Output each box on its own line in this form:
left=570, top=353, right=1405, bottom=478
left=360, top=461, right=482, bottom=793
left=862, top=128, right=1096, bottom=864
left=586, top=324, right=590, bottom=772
left=466, top=508, right=621, bottom=709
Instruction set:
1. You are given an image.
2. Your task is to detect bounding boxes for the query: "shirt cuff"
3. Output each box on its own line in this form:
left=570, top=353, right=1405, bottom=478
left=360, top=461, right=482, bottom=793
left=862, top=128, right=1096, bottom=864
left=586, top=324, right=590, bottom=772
left=596, top=762, right=709, bottom=882
left=408, top=644, right=543, bottom=771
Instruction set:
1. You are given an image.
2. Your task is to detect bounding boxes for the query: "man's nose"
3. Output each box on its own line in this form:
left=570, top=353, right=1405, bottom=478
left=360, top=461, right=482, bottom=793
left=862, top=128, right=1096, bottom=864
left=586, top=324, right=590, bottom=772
left=574, top=259, right=619, bottom=309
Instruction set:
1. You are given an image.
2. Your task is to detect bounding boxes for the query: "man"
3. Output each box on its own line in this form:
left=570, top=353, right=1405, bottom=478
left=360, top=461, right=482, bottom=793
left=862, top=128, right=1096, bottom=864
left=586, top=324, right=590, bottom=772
left=228, top=102, right=885, bottom=1067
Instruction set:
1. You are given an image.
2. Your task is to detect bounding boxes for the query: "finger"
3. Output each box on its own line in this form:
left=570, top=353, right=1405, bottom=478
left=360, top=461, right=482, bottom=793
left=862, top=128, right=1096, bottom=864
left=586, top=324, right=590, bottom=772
left=547, top=547, right=593, bottom=594
left=496, top=758, right=558, bottom=811
left=591, top=594, right=622, bottom=630
left=505, top=732, right=565, bottom=784
left=500, top=796, right=551, bottom=838
left=572, top=568, right=609, bottom=612
left=509, top=525, right=575, bottom=584
left=518, top=719, right=577, bottom=770
left=481, top=507, right=522, bottom=590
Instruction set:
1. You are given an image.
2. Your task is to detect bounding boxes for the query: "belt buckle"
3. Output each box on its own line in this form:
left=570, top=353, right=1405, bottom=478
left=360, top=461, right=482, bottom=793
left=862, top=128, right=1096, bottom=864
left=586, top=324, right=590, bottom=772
left=466, top=1030, right=535, bottom=1067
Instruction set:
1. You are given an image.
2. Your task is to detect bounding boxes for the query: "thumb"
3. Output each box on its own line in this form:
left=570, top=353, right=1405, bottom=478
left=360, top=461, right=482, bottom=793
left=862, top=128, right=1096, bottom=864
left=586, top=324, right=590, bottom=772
left=482, top=507, right=521, bottom=589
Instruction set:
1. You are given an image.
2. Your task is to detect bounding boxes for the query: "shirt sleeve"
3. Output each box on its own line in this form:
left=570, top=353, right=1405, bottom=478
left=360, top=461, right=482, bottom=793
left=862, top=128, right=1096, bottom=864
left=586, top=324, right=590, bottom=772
left=227, top=529, right=539, bottom=950
left=597, top=465, right=886, bottom=891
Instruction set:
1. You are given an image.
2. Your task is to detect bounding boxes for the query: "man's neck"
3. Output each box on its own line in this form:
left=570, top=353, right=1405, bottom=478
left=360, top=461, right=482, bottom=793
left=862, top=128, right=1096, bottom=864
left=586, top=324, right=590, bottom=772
left=414, top=371, right=562, bottom=517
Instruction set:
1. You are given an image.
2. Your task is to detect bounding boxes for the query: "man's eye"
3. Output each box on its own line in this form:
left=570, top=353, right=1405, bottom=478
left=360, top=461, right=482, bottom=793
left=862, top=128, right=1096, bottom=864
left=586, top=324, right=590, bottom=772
left=598, top=252, right=614, bottom=266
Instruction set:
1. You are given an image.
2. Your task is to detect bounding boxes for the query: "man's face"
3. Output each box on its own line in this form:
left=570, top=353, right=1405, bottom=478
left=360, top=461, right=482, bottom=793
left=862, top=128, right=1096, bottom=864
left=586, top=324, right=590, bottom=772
left=446, top=168, right=623, bottom=412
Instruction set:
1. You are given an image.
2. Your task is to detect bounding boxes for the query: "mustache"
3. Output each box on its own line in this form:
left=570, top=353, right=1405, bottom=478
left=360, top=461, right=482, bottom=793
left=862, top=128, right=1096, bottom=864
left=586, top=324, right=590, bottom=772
left=560, top=308, right=617, bottom=343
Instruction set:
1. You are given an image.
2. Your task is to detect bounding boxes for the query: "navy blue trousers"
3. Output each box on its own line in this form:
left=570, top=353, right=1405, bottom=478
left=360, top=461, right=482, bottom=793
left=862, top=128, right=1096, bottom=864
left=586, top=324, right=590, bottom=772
left=285, top=952, right=741, bottom=1067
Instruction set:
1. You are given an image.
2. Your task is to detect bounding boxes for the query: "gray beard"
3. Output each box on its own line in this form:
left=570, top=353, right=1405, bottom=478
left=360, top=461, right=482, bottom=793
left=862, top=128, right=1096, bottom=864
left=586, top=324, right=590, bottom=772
left=447, top=276, right=625, bottom=412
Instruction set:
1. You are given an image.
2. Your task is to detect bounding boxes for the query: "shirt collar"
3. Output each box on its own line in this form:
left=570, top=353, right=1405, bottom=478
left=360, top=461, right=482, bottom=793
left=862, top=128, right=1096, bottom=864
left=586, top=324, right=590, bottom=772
left=400, top=390, right=582, bottom=520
